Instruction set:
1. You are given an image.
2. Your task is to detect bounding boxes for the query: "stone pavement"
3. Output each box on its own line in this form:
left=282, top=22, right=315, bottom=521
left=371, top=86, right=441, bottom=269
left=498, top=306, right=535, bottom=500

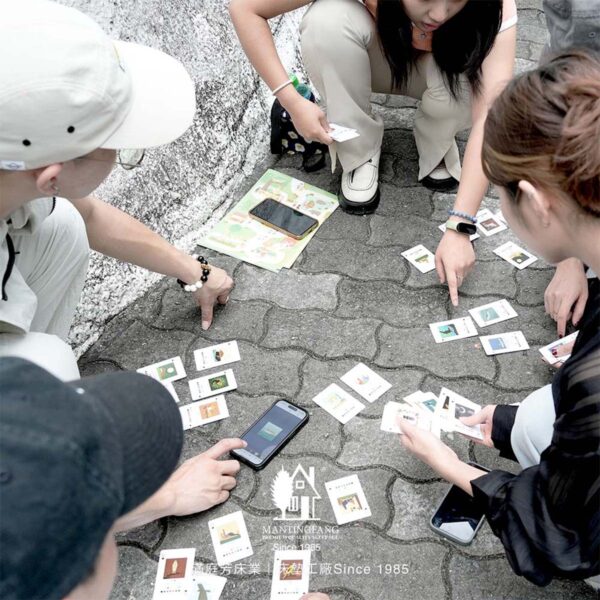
left=79, top=3, right=597, bottom=599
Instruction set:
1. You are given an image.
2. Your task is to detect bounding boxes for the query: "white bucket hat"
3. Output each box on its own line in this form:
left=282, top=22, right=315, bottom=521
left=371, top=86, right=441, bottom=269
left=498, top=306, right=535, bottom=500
left=0, top=0, right=196, bottom=171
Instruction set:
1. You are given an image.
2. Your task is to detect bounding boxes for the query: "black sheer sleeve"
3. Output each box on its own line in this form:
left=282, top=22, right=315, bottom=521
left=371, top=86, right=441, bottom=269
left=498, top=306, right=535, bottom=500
left=491, top=404, right=518, bottom=461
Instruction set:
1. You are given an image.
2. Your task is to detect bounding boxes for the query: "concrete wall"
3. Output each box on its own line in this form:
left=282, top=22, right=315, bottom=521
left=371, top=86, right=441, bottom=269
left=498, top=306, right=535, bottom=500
left=59, top=0, right=307, bottom=355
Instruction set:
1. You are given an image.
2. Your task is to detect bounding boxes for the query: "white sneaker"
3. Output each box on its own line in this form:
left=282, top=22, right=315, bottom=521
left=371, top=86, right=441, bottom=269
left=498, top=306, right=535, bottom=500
left=339, top=149, right=381, bottom=214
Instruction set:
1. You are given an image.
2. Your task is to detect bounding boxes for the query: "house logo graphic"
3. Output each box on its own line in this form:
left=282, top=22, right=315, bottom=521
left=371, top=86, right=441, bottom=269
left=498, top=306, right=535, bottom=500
left=271, top=465, right=321, bottom=521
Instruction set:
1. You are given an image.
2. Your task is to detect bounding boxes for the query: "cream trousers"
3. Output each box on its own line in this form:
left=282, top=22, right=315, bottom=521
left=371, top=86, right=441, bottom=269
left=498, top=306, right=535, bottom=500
left=300, top=0, right=472, bottom=178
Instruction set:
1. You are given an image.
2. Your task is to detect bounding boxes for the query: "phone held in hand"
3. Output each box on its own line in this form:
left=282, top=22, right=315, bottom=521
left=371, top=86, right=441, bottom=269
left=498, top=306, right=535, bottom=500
left=430, top=462, right=490, bottom=545
left=249, top=198, right=319, bottom=240
left=231, top=400, right=309, bottom=470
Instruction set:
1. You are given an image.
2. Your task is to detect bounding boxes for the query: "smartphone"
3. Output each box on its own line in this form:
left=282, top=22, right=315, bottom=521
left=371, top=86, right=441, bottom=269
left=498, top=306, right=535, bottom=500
left=430, top=462, right=490, bottom=545
left=249, top=198, right=319, bottom=240
left=231, top=400, right=309, bottom=470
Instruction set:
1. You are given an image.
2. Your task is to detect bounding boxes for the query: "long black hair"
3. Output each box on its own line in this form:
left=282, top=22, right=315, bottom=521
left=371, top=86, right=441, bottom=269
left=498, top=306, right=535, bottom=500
left=376, top=0, right=503, bottom=99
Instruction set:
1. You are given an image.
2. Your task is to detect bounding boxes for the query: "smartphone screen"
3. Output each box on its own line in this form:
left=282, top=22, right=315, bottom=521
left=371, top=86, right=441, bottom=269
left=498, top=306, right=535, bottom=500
left=232, top=400, right=308, bottom=469
left=249, top=198, right=318, bottom=239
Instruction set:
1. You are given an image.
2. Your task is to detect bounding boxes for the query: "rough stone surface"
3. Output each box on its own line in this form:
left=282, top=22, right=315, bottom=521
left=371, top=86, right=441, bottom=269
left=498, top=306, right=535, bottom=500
left=76, top=4, right=592, bottom=599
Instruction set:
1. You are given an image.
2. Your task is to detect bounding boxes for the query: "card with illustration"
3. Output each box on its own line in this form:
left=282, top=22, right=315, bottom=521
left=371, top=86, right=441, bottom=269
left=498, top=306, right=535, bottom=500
left=438, top=222, right=480, bottom=242
left=469, top=299, right=518, bottom=328
left=152, top=548, right=196, bottom=599
left=439, top=387, right=483, bottom=440
left=539, top=331, right=579, bottom=366
left=401, top=244, right=436, bottom=273
left=329, top=123, right=360, bottom=143
left=340, top=363, right=392, bottom=403
left=476, top=208, right=507, bottom=237
left=189, top=369, right=237, bottom=401
left=188, top=573, right=227, bottom=600
left=325, top=475, right=372, bottom=525
left=194, top=341, right=241, bottom=372
left=404, top=390, right=439, bottom=416
left=480, top=331, right=530, bottom=355
left=179, top=396, right=229, bottom=430
left=429, top=317, right=478, bottom=344
left=313, top=384, right=365, bottom=424
left=381, top=401, right=429, bottom=433
left=208, top=511, right=253, bottom=567
left=270, top=550, right=311, bottom=599
left=494, top=241, right=537, bottom=269
left=138, top=356, right=186, bottom=383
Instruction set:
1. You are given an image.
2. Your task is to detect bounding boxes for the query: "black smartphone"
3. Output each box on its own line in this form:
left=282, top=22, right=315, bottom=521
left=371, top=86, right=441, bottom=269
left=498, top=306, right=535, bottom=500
left=249, top=198, right=319, bottom=240
left=231, top=400, right=309, bottom=470
left=430, top=462, right=490, bottom=545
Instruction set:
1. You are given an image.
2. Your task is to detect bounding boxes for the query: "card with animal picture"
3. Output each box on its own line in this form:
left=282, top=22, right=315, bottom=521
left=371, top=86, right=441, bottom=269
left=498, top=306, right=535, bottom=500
left=438, top=222, right=480, bottom=242
left=270, top=550, right=311, bottom=600
left=401, top=244, right=436, bottom=274
left=468, top=299, right=518, bottom=328
left=138, top=356, right=186, bottom=383
left=439, top=387, right=483, bottom=440
left=208, top=511, right=253, bottom=567
left=189, top=369, right=237, bottom=401
left=189, top=573, right=227, bottom=600
left=476, top=208, right=507, bottom=236
left=494, top=241, right=537, bottom=269
left=429, top=317, right=478, bottom=344
left=539, top=331, right=579, bottom=366
left=325, top=474, right=372, bottom=525
left=480, top=331, right=530, bottom=355
left=313, top=384, right=365, bottom=424
left=340, top=363, right=392, bottom=403
left=179, top=396, right=229, bottom=430
left=194, top=341, right=241, bottom=372
left=152, top=548, right=196, bottom=599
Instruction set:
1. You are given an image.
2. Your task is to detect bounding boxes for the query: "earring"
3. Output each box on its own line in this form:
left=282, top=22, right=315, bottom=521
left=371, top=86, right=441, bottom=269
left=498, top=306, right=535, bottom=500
left=51, top=183, right=59, bottom=194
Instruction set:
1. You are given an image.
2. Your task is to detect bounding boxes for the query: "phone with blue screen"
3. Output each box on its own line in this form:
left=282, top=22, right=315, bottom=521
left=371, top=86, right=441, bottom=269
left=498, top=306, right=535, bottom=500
left=231, top=400, right=309, bottom=470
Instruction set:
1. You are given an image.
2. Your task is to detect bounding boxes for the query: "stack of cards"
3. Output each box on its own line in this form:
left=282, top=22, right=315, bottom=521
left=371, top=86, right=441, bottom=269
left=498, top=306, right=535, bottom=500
left=189, top=369, right=237, bottom=401
left=381, top=401, right=431, bottom=434
left=340, top=363, right=392, bottom=403
left=270, top=550, right=311, bottom=600
left=179, top=395, right=229, bottom=430
left=325, top=475, right=372, bottom=525
left=152, top=548, right=196, bottom=600
left=313, top=384, right=365, bottom=424
left=476, top=208, right=507, bottom=237
left=329, top=123, right=360, bottom=143
left=437, top=388, right=483, bottom=440
left=539, top=331, right=579, bottom=366
left=480, top=331, right=529, bottom=355
left=401, top=244, right=436, bottom=273
left=208, top=511, right=254, bottom=567
left=429, top=317, right=478, bottom=343
left=469, top=299, right=517, bottom=328
left=494, top=241, right=537, bottom=269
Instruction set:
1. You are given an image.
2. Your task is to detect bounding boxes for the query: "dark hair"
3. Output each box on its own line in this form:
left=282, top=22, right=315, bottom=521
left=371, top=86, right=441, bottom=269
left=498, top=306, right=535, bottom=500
left=482, top=49, right=600, bottom=215
left=376, top=0, right=503, bottom=99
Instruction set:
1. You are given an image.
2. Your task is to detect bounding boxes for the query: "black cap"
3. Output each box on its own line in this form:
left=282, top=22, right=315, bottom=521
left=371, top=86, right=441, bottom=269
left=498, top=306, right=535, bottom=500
left=0, top=357, right=184, bottom=600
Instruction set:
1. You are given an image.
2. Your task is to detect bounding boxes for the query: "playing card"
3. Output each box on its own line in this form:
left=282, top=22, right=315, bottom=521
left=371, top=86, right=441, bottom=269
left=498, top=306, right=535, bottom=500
left=152, top=548, right=196, bottom=600
left=381, top=401, right=429, bottom=433
left=401, top=244, right=436, bottom=273
left=325, top=475, right=372, bottom=525
left=138, top=356, right=186, bottom=383
left=179, top=396, right=229, bottom=430
left=476, top=208, right=507, bottom=236
left=469, top=299, right=518, bottom=328
left=208, top=511, right=253, bottom=567
left=429, top=317, right=478, bottom=343
left=494, top=241, right=537, bottom=269
left=439, top=387, right=483, bottom=440
left=270, top=550, right=311, bottom=599
left=189, top=573, right=227, bottom=600
left=329, top=123, right=360, bottom=142
left=340, top=363, right=392, bottom=403
left=480, top=331, right=530, bottom=355
left=194, top=341, right=241, bottom=372
left=189, top=369, right=237, bottom=400
left=539, top=331, right=579, bottom=366
left=312, top=384, right=365, bottom=424
left=403, top=390, right=438, bottom=415
left=438, top=222, right=480, bottom=242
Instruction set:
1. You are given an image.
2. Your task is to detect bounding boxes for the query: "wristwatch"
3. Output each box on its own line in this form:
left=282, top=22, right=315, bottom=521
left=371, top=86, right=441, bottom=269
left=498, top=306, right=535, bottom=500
left=445, top=220, right=477, bottom=236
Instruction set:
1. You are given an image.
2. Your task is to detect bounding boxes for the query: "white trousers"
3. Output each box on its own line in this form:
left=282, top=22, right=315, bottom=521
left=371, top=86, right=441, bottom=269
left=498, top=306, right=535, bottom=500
left=0, top=199, right=89, bottom=380
left=300, top=0, right=472, bottom=177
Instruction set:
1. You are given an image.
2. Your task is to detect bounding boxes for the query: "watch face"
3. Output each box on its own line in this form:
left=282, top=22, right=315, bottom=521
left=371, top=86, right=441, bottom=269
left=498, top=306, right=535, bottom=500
left=457, top=222, right=477, bottom=235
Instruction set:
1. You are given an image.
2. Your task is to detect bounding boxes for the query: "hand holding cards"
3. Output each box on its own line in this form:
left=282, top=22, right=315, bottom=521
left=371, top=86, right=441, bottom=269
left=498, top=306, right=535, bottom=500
left=328, top=123, right=360, bottom=143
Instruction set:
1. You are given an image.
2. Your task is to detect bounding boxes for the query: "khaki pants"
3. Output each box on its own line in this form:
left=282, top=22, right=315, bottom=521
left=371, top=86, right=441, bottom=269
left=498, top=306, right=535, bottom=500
left=300, top=0, right=472, bottom=179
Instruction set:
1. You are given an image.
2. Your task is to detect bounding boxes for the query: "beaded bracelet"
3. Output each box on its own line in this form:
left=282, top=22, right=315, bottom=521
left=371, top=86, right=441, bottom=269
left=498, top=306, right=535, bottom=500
left=448, top=209, right=477, bottom=224
left=177, top=255, right=211, bottom=292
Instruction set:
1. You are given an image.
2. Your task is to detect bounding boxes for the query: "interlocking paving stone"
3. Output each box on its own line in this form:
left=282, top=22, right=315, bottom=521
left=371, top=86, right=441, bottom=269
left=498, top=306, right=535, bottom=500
left=377, top=184, right=434, bottom=219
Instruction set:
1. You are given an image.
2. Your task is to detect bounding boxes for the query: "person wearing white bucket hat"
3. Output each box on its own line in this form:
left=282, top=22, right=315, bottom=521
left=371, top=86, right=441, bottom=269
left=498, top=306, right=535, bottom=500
left=0, top=0, right=234, bottom=379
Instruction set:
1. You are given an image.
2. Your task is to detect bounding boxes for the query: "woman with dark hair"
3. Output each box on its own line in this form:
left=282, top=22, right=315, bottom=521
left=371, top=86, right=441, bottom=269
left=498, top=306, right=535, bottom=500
left=398, top=49, right=600, bottom=587
left=230, top=0, right=517, bottom=306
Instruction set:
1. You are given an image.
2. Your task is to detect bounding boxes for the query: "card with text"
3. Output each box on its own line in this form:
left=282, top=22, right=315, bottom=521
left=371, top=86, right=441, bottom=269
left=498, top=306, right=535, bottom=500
left=179, top=396, right=229, bottom=430
left=476, top=208, right=507, bottom=236
left=539, top=331, right=579, bottom=366
left=189, top=369, right=237, bottom=400
left=469, top=299, right=518, bottom=328
left=313, top=384, right=365, bottom=424
left=429, top=317, right=478, bottom=343
left=480, top=331, right=530, bottom=355
left=138, top=356, right=186, bottom=383
left=194, top=341, right=241, bottom=372
left=208, top=511, right=253, bottom=567
left=325, top=475, right=372, bottom=525
left=270, top=550, right=311, bottom=599
left=494, top=241, right=537, bottom=269
left=340, top=363, right=392, bottom=403
left=401, top=244, right=436, bottom=273
left=152, top=548, right=196, bottom=600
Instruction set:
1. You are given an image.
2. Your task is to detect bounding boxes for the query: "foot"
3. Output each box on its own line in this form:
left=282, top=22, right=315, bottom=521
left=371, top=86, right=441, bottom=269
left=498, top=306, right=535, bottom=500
left=339, top=150, right=381, bottom=215
left=421, top=161, right=458, bottom=192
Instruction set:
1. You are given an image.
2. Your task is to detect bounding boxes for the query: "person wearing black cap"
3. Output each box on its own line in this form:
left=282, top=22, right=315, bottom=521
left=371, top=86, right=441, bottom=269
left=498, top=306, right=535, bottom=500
left=0, top=357, right=246, bottom=600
